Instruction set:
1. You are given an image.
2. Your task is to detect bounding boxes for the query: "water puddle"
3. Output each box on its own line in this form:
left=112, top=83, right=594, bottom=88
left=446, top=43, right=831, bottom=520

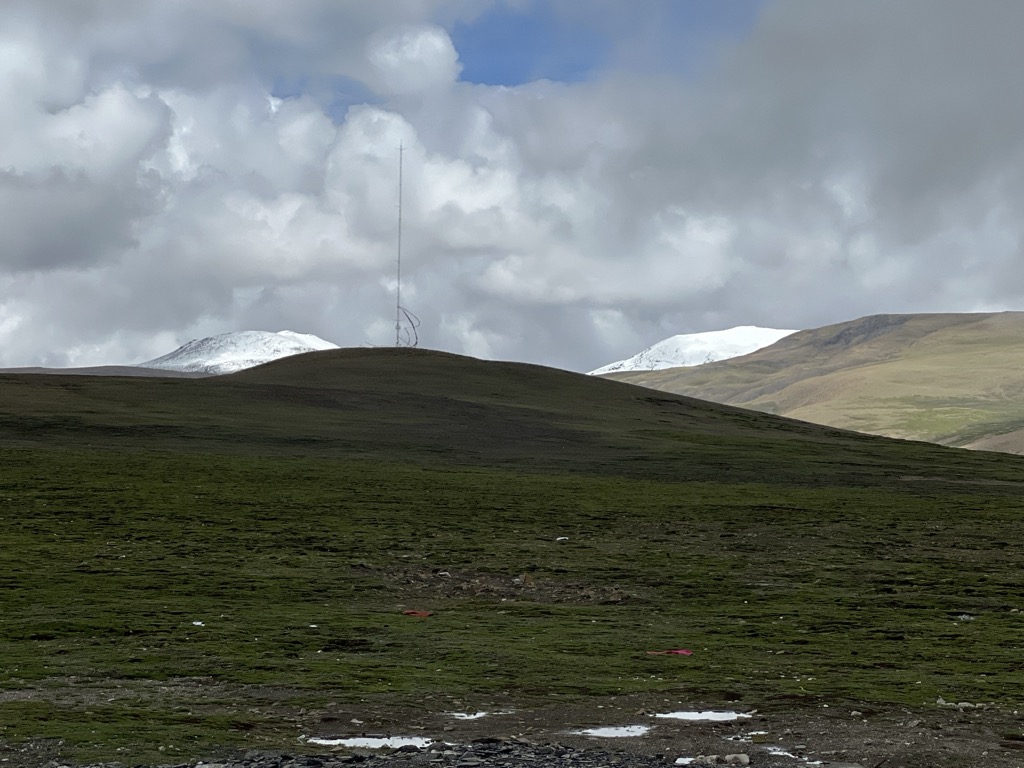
left=654, top=710, right=753, bottom=722
left=573, top=725, right=653, bottom=737
left=305, top=736, right=434, bottom=749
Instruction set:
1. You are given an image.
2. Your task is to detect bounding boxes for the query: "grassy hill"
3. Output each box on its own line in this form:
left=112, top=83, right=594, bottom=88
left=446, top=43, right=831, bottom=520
left=604, top=312, right=1024, bottom=453
left=2, top=347, right=1024, bottom=762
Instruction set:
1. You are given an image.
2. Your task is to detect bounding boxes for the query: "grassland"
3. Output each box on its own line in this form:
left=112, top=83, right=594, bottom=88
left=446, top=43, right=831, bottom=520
left=2, top=348, right=1024, bottom=763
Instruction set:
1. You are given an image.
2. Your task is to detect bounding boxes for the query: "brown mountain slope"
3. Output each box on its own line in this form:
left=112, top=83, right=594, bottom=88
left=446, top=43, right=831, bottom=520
left=603, top=312, right=1024, bottom=453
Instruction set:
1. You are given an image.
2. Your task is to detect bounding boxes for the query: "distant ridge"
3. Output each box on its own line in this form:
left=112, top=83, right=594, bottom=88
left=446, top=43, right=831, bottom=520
left=0, top=365, right=207, bottom=378
left=589, top=326, right=797, bottom=375
left=140, top=330, right=338, bottom=374
left=602, top=312, right=1024, bottom=454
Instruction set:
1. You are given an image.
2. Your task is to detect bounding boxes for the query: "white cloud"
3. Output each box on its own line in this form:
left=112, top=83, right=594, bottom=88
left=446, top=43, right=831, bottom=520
left=2, top=1, right=1024, bottom=372
left=367, top=24, right=462, bottom=95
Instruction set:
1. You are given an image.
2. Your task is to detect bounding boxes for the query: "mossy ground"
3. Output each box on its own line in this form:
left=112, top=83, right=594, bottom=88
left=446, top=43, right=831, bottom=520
left=2, top=350, right=1024, bottom=763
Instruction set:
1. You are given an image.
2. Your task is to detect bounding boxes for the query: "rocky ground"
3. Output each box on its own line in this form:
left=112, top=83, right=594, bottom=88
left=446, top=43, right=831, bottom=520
left=6, top=698, right=1024, bottom=768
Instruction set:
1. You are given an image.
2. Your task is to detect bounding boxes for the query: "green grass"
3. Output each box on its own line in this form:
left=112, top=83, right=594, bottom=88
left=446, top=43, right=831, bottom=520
left=2, top=348, right=1024, bottom=761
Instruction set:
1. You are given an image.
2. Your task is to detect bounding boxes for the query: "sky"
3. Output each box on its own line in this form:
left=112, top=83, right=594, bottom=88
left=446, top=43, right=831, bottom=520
left=2, top=0, right=1023, bottom=372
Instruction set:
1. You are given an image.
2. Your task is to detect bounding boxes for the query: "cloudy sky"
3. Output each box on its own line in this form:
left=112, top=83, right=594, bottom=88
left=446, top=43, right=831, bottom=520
left=2, top=1, right=1023, bottom=371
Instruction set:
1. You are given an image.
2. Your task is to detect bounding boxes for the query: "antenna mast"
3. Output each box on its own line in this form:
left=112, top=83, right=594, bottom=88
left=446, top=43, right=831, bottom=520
left=392, top=141, right=420, bottom=348
left=395, top=142, right=403, bottom=347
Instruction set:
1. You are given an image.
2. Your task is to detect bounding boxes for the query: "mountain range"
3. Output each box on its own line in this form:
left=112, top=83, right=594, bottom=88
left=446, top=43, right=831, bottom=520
left=588, top=326, right=797, bottom=374
left=602, top=311, right=1024, bottom=454
left=140, top=330, right=338, bottom=374
left=8, top=313, right=1024, bottom=455
left=138, top=325, right=797, bottom=378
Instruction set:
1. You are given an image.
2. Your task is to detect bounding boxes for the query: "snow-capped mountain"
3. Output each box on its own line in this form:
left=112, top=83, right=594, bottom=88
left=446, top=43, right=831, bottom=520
left=140, top=330, right=339, bottom=374
left=589, top=326, right=798, bottom=375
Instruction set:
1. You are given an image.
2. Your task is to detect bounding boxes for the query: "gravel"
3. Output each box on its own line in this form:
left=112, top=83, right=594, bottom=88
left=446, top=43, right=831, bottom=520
left=41, top=738, right=833, bottom=768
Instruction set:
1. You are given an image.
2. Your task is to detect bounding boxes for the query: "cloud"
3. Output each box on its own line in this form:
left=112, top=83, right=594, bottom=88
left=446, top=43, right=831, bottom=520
left=367, top=24, right=462, bottom=95
left=2, top=1, right=1024, bottom=372
left=0, top=77, right=169, bottom=272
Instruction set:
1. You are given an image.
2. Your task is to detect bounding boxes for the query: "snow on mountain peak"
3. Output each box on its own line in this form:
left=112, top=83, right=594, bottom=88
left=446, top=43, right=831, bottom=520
left=589, top=326, right=798, bottom=375
left=140, top=330, right=339, bottom=374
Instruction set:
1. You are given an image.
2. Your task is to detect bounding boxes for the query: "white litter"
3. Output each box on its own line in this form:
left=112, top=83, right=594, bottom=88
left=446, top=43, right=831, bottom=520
left=446, top=709, right=513, bottom=719
left=574, top=725, right=652, bottom=737
left=727, top=730, right=768, bottom=741
left=765, top=746, right=822, bottom=764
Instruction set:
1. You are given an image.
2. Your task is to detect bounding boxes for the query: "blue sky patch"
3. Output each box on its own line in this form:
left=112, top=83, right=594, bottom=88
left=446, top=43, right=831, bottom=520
left=449, top=1, right=765, bottom=86
left=450, top=4, right=610, bottom=86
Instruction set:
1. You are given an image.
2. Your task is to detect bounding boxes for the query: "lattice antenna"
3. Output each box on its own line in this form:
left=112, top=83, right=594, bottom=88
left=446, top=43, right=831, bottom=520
left=394, top=141, right=420, bottom=347
left=395, top=142, right=403, bottom=346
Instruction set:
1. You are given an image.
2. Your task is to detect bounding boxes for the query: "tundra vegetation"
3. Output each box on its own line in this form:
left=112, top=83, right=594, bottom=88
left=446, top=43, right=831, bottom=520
left=1, top=348, right=1022, bottom=763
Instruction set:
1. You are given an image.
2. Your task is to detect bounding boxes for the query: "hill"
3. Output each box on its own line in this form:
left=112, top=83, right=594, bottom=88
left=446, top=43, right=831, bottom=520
left=603, top=312, right=1024, bottom=453
left=2, top=345, right=1011, bottom=482
left=588, top=326, right=797, bottom=374
left=2, top=348, right=1024, bottom=766
left=140, top=329, right=338, bottom=374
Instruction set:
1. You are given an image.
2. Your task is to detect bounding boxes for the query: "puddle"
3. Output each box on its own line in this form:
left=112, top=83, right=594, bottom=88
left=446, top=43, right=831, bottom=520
left=654, top=711, right=753, bottom=722
left=305, top=736, right=434, bottom=749
left=573, top=725, right=652, bottom=738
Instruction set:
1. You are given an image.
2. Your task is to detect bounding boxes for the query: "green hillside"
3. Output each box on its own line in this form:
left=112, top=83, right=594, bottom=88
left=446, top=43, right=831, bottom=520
left=2, top=348, right=1024, bottom=762
left=605, top=312, right=1024, bottom=452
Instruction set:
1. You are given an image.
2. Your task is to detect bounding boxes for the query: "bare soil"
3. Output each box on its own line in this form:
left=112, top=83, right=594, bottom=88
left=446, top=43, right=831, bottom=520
left=2, top=685, right=1024, bottom=767
left=303, top=693, right=1024, bottom=768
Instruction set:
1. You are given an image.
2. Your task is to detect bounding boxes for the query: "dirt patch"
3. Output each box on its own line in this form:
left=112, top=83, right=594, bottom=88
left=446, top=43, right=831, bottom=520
left=383, top=565, right=642, bottom=604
